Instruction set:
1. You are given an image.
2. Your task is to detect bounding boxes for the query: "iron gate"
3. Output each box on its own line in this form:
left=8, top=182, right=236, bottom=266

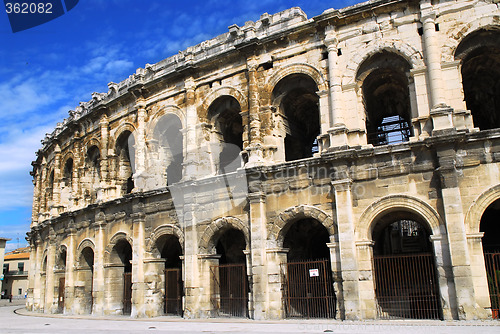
left=373, top=253, right=441, bottom=319
left=210, top=263, right=248, bottom=317
left=484, top=252, right=500, bottom=319
left=58, top=277, right=65, bottom=313
left=282, top=259, right=336, bottom=318
left=165, top=268, right=182, bottom=315
left=123, top=272, right=132, bottom=315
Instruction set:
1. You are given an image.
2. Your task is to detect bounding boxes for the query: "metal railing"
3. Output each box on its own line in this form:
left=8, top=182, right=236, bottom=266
left=210, top=263, right=248, bottom=317
left=484, top=252, right=500, bottom=319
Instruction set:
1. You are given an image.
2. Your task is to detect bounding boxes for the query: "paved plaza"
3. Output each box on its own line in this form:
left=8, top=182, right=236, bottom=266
left=0, top=302, right=498, bottom=334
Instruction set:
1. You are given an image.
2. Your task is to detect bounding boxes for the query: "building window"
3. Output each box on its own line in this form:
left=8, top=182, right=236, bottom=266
left=18, top=288, right=22, bottom=295
left=3, top=264, right=8, bottom=274
left=18, top=262, right=24, bottom=273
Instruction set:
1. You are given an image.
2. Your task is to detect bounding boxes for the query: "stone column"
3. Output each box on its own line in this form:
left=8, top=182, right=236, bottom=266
left=40, top=157, right=48, bottom=217
left=248, top=192, right=267, bottom=319
left=45, top=233, right=57, bottom=313
left=327, top=241, right=342, bottom=319
left=92, top=213, right=106, bottom=315
left=99, top=114, right=110, bottom=200
left=26, top=239, right=37, bottom=310
left=331, top=179, right=360, bottom=320
left=65, top=227, right=77, bottom=314
left=466, top=233, right=492, bottom=312
left=71, top=132, right=82, bottom=208
left=197, top=254, right=220, bottom=318
left=183, top=78, right=199, bottom=179
left=245, top=57, right=265, bottom=166
left=32, top=237, right=43, bottom=311
left=420, top=2, right=454, bottom=132
left=31, top=167, right=41, bottom=226
left=51, top=145, right=62, bottom=216
left=131, top=203, right=146, bottom=318
left=133, top=99, right=147, bottom=190
left=430, top=234, right=455, bottom=320
left=410, top=67, right=432, bottom=138
left=437, top=145, right=488, bottom=319
left=265, top=248, right=288, bottom=319
left=355, top=240, right=376, bottom=319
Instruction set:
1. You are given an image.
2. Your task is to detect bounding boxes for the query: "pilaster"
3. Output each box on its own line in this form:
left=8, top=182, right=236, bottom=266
left=131, top=203, right=146, bottom=318
left=92, top=213, right=106, bottom=315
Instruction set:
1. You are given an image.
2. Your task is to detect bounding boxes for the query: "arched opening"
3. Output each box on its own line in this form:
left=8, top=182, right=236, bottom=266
left=115, top=131, right=135, bottom=194
left=372, top=211, right=441, bottom=319
left=272, top=74, right=320, bottom=161
left=282, top=218, right=335, bottom=318
left=155, top=234, right=183, bottom=315
left=109, top=239, right=132, bottom=315
left=479, top=198, right=500, bottom=318
left=207, top=96, right=243, bottom=174
left=56, top=248, right=67, bottom=313
left=76, top=247, right=94, bottom=314
left=455, top=28, right=500, bottom=130
left=358, top=51, right=413, bottom=146
left=61, top=158, right=73, bottom=207
left=211, top=227, right=248, bottom=317
left=153, top=114, right=184, bottom=185
left=84, top=146, right=100, bottom=204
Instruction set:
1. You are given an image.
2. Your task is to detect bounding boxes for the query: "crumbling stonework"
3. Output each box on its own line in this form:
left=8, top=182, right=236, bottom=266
left=27, top=0, right=500, bottom=320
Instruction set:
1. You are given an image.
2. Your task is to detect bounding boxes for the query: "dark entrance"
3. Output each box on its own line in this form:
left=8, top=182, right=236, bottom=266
left=110, top=239, right=132, bottom=315
left=480, top=198, right=500, bottom=319
left=282, top=218, right=336, bottom=318
left=156, top=234, right=183, bottom=315
left=58, top=277, right=65, bottom=313
left=123, top=272, right=132, bottom=315
left=210, top=228, right=248, bottom=317
left=372, top=215, right=442, bottom=319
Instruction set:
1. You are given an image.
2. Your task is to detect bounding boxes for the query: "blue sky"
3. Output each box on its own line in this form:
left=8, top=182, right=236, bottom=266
left=0, top=0, right=359, bottom=252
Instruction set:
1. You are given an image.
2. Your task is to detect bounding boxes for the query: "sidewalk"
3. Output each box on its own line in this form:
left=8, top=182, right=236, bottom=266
left=0, top=298, right=26, bottom=307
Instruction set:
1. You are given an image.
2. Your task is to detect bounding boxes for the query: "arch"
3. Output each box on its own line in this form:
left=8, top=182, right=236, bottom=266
left=265, top=63, right=327, bottom=102
left=465, top=184, right=500, bottom=234
left=146, top=105, right=186, bottom=141
left=146, top=224, right=185, bottom=254
left=110, top=123, right=136, bottom=149
left=198, top=216, right=249, bottom=254
left=201, top=86, right=248, bottom=120
left=83, top=138, right=102, bottom=154
left=60, top=152, right=74, bottom=171
left=342, top=40, right=424, bottom=86
left=357, top=195, right=445, bottom=241
left=107, top=231, right=133, bottom=250
left=442, top=16, right=500, bottom=62
left=77, top=238, right=95, bottom=254
left=269, top=205, right=335, bottom=246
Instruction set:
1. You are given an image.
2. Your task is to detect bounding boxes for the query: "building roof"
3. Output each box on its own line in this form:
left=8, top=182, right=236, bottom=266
left=4, top=247, right=30, bottom=260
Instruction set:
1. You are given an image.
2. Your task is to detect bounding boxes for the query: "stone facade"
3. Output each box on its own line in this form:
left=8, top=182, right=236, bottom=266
left=27, top=0, right=500, bottom=320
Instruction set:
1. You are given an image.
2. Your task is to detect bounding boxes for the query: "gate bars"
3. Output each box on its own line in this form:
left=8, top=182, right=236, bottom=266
left=373, top=253, right=441, bottom=319
left=165, top=268, right=182, bottom=315
left=210, top=263, right=248, bottom=317
left=282, top=259, right=336, bottom=319
left=484, top=252, right=500, bottom=319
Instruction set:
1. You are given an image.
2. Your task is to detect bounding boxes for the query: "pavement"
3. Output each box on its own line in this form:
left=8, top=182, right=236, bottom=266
left=0, top=303, right=499, bottom=334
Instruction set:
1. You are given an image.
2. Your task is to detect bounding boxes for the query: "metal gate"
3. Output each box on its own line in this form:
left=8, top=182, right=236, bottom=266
left=210, top=263, right=248, bottom=317
left=282, top=259, right=336, bottom=318
left=373, top=253, right=441, bottom=319
left=165, top=268, right=182, bottom=315
left=484, top=252, right=500, bottom=319
left=123, top=272, right=132, bottom=315
left=58, top=277, right=65, bottom=313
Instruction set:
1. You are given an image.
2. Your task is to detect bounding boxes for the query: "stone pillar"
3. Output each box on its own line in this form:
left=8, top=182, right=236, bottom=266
left=430, top=234, right=456, bottom=320
left=64, top=227, right=77, bottom=314
left=131, top=203, right=146, bottom=318
left=143, top=258, right=165, bottom=317
left=245, top=57, right=264, bottom=166
left=327, top=241, right=342, bottom=319
left=355, top=240, right=376, bottom=319
left=26, top=240, right=37, bottom=310
left=197, top=254, right=220, bottom=318
left=45, top=233, right=57, bottom=313
left=265, top=248, right=288, bottom=319
left=437, top=145, right=488, bottom=319
left=71, top=132, right=82, bottom=208
left=248, top=192, right=267, bottom=319
left=39, top=157, right=48, bottom=217
left=410, top=67, right=432, bottom=138
left=51, top=145, right=62, bottom=216
left=92, top=213, right=106, bottom=315
left=183, top=78, right=200, bottom=179
left=133, top=99, right=147, bottom=190
left=466, top=233, right=492, bottom=312
left=31, top=167, right=42, bottom=226
left=99, top=114, right=110, bottom=200
left=331, top=179, right=360, bottom=319
left=32, top=237, right=43, bottom=311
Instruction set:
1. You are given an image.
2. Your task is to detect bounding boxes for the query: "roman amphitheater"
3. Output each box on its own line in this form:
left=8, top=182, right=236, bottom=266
left=27, top=0, right=500, bottom=321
